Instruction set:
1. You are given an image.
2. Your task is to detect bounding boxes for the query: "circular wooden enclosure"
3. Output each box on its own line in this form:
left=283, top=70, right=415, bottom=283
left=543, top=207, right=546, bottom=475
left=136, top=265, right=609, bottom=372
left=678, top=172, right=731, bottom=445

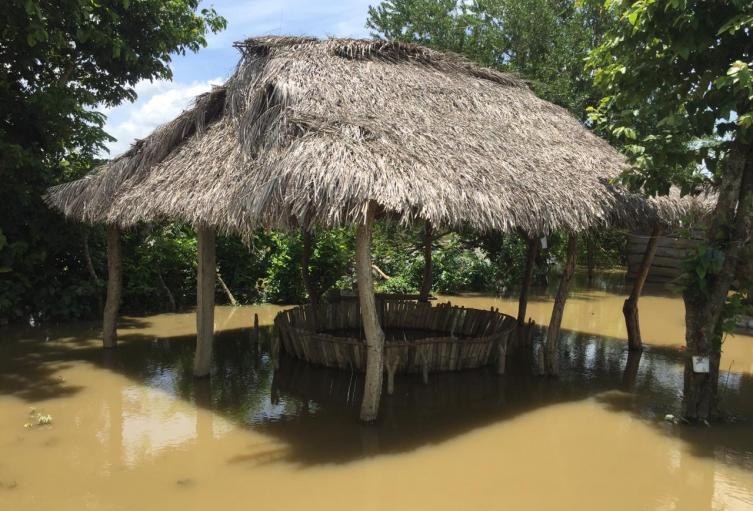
left=274, top=299, right=517, bottom=375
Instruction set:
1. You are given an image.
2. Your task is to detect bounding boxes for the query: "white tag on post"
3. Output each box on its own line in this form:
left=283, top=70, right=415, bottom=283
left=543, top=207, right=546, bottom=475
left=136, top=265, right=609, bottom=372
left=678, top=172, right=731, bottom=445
left=540, top=237, right=548, bottom=250
left=692, top=356, right=710, bottom=373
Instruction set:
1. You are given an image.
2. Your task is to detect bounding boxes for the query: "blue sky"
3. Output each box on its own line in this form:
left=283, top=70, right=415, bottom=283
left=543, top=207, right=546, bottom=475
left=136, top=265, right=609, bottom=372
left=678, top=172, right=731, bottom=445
left=102, top=0, right=375, bottom=155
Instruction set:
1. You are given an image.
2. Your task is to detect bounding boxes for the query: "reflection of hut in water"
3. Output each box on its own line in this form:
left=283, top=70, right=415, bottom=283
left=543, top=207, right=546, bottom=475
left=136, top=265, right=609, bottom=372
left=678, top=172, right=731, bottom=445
left=272, top=353, right=513, bottom=412
left=46, top=36, right=708, bottom=422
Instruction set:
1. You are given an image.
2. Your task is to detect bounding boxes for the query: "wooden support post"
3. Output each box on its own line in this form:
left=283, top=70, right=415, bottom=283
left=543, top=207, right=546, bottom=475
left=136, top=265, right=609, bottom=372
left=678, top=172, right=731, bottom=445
left=252, top=313, right=260, bottom=344
left=517, top=234, right=539, bottom=325
left=623, top=224, right=661, bottom=352
left=586, top=233, right=595, bottom=286
left=419, top=222, right=433, bottom=302
left=193, top=226, right=216, bottom=378
left=544, top=234, right=577, bottom=376
left=356, top=201, right=385, bottom=423
left=103, top=225, right=122, bottom=349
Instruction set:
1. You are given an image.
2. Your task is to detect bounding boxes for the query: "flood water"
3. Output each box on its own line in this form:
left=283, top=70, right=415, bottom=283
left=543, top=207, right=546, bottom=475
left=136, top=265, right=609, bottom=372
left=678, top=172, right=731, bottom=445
left=2, top=272, right=753, bottom=510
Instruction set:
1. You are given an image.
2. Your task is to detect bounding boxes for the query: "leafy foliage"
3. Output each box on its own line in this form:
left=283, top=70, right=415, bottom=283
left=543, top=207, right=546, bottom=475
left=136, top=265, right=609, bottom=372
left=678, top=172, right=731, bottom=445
left=0, top=0, right=225, bottom=323
left=587, top=0, right=753, bottom=342
left=586, top=0, right=753, bottom=195
left=367, top=0, right=614, bottom=118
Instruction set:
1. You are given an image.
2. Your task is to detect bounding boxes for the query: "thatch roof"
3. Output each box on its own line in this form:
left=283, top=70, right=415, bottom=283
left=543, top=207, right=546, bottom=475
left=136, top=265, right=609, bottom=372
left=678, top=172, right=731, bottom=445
left=46, top=36, right=709, bottom=235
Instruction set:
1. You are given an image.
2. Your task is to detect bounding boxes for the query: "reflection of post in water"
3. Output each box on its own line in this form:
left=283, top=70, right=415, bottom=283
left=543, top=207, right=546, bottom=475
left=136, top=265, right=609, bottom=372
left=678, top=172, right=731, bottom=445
left=107, top=377, right=124, bottom=472
left=270, top=368, right=280, bottom=406
left=194, top=378, right=213, bottom=441
left=673, top=444, right=716, bottom=511
left=359, top=423, right=380, bottom=456
left=622, top=350, right=643, bottom=391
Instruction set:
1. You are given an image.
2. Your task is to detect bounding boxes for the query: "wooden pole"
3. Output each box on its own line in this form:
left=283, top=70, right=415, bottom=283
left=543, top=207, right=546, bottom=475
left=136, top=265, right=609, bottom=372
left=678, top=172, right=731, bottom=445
left=156, top=272, right=177, bottom=311
left=216, top=267, right=238, bottom=306
left=586, top=233, right=595, bottom=286
left=419, top=222, right=433, bottom=302
left=356, top=201, right=385, bottom=423
left=103, top=225, right=122, bottom=349
left=517, top=234, right=539, bottom=325
left=193, top=226, right=216, bottom=378
left=623, top=224, right=661, bottom=351
left=544, top=234, right=577, bottom=376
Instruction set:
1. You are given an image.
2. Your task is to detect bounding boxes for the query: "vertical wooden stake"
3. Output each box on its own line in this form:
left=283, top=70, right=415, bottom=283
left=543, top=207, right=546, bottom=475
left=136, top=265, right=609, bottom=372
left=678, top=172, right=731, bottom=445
left=517, top=234, right=539, bottom=325
left=357, top=201, right=385, bottom=423
left=586, top=233, right=595, bottom=286
left=271, top=335, right=280, bottom=369
left=193, top=226, right=216, bottom=378
left=535, top=342, right=546, bottom=376
left=252, top=313, right=260, bottom=344
left=624, top=224, right=661, bottom=351
left=497, top=338, right=508, bottom=375
left=544, top=234, right=577, bottom=376
left=385, top=353, right=399, bottom=395
left=419, top=221, right=433, bottom=302
left=103, top=225, right=122, bottom=349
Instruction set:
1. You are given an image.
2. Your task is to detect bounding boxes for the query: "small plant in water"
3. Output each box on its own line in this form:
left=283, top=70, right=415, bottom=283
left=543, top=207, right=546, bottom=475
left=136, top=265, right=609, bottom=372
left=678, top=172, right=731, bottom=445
left=24, top=408, right=53, bottom=428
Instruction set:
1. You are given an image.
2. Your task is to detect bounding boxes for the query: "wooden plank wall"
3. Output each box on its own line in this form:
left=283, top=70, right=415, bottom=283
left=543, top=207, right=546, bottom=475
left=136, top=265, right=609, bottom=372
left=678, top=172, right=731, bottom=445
left=626, top=229, right=704, bottom=283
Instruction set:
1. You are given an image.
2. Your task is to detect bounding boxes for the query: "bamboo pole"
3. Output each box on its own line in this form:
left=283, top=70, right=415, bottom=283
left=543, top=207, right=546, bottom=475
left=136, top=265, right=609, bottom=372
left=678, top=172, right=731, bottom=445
left=517, top=234, right=539, bottom=325
left=544, top=234, right=577, bottom=376
left=356, top=201, right=385, bottom=423
left=623, top=224, right=661, bottom=351
left=193, top=226, right=216, bottom=378
left=103, top=225, right=122, bottom=349
left=419, top=221, right=433, bottom=302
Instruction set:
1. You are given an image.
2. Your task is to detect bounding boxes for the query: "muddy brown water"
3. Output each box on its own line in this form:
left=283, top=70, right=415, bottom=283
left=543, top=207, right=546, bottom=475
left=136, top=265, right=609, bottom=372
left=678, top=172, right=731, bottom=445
left=2, top=273, right=753, bottom=510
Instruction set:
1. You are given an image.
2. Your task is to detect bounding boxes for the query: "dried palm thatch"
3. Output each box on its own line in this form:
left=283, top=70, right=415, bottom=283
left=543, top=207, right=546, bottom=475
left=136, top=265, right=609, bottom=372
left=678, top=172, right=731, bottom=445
left=46, top=36, right=709, bottom=235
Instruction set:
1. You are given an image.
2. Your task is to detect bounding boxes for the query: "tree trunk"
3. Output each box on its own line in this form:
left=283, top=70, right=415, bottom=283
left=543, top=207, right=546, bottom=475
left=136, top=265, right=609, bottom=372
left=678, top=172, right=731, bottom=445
left=356, top=201, right=385, bottom=423
left=517, top=234, right=539, bottom=325
left=103, top=225, right=122, bottom=349
left=682, top=141, right=753, bottom=421
left=193, top=227, right=216, bottom=378
left=622, top=350, right=642, bottom=391
left=623, top=224, right=661, bottom=351
left=419, top=222, right=433, bottom=302
left=544, top=234, right=577, bottom=376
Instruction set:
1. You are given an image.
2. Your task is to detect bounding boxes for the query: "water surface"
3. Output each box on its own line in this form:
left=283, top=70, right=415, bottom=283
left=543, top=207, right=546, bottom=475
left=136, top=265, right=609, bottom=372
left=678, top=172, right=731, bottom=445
left=1, top=274, right=753, bottom=510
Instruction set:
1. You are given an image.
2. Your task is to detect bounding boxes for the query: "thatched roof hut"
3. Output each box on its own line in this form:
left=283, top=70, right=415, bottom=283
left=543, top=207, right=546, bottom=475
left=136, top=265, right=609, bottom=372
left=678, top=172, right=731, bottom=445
left=45, top=36, right=714, bottom=421
left=46, top=36, right=704, bottom=236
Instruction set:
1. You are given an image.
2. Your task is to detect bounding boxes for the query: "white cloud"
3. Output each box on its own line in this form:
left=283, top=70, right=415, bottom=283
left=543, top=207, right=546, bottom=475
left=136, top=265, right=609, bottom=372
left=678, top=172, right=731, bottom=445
left=102, top=77, right=222, bottom=157
left=99, top=0, right=376, bottom=157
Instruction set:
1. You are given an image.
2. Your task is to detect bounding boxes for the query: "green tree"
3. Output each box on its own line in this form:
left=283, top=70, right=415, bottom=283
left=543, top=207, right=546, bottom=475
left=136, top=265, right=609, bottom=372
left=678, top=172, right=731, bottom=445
left=0, top=0, right=226, bottom=323
left=367, top=0, right=613, bottom=117
left=587, top=0, right=753, bottom=421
